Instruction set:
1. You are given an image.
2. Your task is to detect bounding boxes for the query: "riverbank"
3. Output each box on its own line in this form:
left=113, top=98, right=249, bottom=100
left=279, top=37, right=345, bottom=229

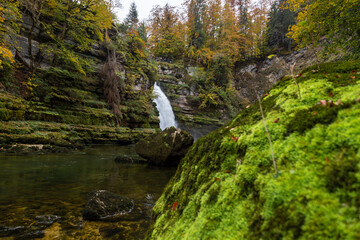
left=0, top=120, right=157, bottom=154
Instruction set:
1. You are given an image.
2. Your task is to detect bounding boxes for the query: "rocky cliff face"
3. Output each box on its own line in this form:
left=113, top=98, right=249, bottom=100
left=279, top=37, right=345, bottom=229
left=233, top=46, right=344, bottom=104
left=156, top=47, right=343, bottom=132
left=156, top=62, right=230, bottom=129
left=0, top=13, right=159, bottom=153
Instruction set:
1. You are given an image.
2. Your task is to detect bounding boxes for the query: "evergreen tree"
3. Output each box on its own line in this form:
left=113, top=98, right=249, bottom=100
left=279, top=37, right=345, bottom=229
left=187, top=0, right=206, bottom=49
left=237, top=0, right=250, bottom=35
left=137, top=21, right=147, bottom=43
left=125, top=2, right=139, bottom=31
left=267, top=0, right=296, bottom=52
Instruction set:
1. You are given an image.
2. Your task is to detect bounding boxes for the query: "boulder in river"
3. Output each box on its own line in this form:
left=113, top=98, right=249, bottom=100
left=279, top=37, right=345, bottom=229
left=83, top=190, right=134, bottom=221
left=134, top=127, right=194, bottom=166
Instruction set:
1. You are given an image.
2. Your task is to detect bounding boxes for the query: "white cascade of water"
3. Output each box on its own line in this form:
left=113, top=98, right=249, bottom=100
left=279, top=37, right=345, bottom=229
left=153, top=82, right=177, bottom=130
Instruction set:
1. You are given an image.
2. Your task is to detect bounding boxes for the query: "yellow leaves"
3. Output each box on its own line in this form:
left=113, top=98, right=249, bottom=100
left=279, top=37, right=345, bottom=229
left=0, top=46, right=14, bottom=62
left=0, top=45, right=14, bottom=68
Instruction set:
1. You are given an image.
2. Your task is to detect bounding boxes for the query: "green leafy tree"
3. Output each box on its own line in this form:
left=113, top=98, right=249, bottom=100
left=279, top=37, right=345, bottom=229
left=43, top=0, right=112, bottom=74
left=287, top=0, right=360, bottom=52
left=149, top=4, right=185, bottom=61
left=0, top=0, right=21, bottom=68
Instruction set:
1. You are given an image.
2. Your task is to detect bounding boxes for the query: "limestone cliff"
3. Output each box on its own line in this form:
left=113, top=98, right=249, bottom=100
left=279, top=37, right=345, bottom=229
left=0, top=13, right=159, bottom=153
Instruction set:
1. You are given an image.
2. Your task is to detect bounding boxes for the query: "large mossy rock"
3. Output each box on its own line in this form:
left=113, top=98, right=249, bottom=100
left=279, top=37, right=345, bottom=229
left=135, top=127, right=194, bottom=166
left=82, top=190, right=134, bottom=221
left=146, top=60, right=360, bottom=240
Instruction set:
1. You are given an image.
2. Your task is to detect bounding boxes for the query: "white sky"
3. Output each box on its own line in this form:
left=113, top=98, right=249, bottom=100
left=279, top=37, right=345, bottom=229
left=115, top=0, right=184, bottom=22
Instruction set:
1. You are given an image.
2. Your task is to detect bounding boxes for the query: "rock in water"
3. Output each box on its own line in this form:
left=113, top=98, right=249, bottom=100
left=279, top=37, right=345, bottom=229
left=83, top=190, right=134, bottom=221
left=135, top=127, right=194, bottom=166
left=114, top=155, right=147, bottom=164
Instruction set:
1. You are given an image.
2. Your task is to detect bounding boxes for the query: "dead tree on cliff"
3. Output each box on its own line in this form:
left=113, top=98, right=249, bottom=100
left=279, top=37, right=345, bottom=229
left=102, top=48, right=122, bottom=125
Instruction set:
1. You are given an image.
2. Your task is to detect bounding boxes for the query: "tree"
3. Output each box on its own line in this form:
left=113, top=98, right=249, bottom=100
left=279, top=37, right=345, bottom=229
left=148, top=4, right=185, bottom=61
left=266, top=0, right=296, bottom=52
left=203, top=0, right=222, bottom=50
left=124, top=2, right=139, bottom=31
left=137, top=21, right=147, bottom=43
left=247, top=0, right=272, bottom=57
left=186, top=0, right=206, bottom=49
left=218, top=0, right=245, bottom=63
left=0, top=0, right=21, bottom=68
left=42, top=0, right=112, bottom=74
left=286, top=0, right=360, bottom=52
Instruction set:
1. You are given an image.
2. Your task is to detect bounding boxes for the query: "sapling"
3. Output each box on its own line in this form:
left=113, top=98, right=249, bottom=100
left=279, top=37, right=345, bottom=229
left=246, top=71, right=278, bottom=174
left=290, top=62, right=301, bottom=99
left=256, top=93, right=278, bottom=175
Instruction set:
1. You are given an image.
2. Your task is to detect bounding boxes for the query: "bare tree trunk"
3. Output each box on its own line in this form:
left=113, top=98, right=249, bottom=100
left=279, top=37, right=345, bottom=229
left=103, top=48, right=122, bottom=125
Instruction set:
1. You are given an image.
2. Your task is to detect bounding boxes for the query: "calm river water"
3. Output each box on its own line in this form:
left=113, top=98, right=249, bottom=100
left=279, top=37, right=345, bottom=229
left=0, top=145, right=176, bottom=239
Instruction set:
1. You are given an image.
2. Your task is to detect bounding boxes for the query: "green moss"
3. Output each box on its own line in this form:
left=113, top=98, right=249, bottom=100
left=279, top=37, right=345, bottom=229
left=147, top=60, right=360, bottom=240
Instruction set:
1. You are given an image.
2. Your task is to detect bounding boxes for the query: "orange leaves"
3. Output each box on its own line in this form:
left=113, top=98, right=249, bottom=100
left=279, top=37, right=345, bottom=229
left=231, top=136, right=239, bottom=142
left=171, top=202, right=179, bottom=211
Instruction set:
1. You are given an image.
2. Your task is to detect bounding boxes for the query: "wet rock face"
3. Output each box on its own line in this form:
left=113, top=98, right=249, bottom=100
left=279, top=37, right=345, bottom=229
left=83, top=190, right=134, bottom=221
left=135, top=127, right=194, bottom=166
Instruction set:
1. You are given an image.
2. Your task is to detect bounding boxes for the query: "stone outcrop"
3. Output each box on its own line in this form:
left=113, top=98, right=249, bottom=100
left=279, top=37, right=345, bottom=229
left=156, top=62, right=226, bottom=128
left=233, top=46, right=344, bottom=103
left=135, top=127, right=194, bottom=166
left=83, top=190, right=134, bottom=221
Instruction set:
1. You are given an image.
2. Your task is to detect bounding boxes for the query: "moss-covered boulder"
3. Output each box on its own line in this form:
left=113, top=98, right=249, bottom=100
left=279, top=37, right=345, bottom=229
left=135, top=127, right=194, bottom=166
left=82, top=190, right=134, bottom=221
left=146, top=60, right=360, bottom=239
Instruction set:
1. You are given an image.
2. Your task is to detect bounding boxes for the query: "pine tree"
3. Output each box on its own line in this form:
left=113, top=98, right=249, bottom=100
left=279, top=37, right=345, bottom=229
left=267, top=0, right=296, bottom=52
left=187, top=0, right=206, bottom=49
left=125, top=2, right=139, bottom=31
left=137, top=21, right=147, bottom=43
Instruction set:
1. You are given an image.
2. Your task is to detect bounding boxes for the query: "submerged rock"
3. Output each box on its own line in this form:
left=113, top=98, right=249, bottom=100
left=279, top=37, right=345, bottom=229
left=35, top=215, right=61, bottom=226
left=135, top=127, right=194, bottom=166
left=83, top=190, right=134, bottom=221
left=114, top=155, right=147, bottom=164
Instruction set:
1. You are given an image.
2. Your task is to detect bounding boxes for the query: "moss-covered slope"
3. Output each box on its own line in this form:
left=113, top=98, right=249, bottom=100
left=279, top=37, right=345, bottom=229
left=147, top=60, right=360, bottom=239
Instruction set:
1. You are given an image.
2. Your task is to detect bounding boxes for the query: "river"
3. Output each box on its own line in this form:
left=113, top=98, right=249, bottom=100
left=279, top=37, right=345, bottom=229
left=0, top=145, right=176, bottom=239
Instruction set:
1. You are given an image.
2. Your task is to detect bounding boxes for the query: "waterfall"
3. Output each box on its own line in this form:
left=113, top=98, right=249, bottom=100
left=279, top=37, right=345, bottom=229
left=153, top=82, right=177, bottom=130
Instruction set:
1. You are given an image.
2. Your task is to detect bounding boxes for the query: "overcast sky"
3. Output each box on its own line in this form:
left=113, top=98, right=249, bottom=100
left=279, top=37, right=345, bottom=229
left=115, top=0, right=184, bottom=22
